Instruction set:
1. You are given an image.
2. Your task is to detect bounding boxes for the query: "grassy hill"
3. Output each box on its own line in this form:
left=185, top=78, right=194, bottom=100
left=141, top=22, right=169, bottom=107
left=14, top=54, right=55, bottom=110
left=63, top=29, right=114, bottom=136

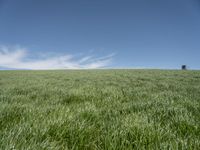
left=0, top=70, right=200, bottom=149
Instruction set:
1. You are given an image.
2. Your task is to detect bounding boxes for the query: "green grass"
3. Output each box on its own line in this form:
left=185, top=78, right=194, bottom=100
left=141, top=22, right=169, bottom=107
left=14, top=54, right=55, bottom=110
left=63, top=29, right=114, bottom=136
left=0, top=69, right=200, bottom=150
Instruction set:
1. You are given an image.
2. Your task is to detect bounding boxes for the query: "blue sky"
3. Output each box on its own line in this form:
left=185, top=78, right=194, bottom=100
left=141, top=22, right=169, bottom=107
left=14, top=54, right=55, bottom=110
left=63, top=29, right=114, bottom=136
left=0, top=0, right=200, bottom=69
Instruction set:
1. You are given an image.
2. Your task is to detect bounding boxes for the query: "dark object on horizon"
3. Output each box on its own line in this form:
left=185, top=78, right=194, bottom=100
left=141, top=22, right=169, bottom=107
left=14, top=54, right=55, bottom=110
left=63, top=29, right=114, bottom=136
left=182, top=65, right=187, bottom=70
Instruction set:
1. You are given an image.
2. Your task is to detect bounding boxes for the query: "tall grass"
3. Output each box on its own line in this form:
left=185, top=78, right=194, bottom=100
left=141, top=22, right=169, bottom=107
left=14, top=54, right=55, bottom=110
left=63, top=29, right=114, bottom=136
left=0, top=70, right=200, bottom=149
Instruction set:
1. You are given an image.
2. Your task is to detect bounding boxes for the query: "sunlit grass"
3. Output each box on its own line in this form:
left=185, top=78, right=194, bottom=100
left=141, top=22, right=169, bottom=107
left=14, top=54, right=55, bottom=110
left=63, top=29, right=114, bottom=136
left=0, top=70, right=200, bottom=149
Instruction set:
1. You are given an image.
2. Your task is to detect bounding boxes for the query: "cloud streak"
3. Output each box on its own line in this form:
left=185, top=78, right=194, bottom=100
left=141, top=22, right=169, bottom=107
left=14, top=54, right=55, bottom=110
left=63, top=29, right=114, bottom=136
left=0, top=46, right=114, bottom=70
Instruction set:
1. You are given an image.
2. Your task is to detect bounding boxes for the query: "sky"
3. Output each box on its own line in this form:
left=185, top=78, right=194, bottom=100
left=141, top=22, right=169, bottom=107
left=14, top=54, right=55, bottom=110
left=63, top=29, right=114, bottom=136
left=0, top=0, right=200, bottom=70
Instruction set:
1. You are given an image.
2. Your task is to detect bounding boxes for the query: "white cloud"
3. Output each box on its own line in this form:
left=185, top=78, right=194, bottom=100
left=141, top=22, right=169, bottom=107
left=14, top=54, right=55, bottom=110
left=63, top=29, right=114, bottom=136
left=0, top=46, right=114, bottom=70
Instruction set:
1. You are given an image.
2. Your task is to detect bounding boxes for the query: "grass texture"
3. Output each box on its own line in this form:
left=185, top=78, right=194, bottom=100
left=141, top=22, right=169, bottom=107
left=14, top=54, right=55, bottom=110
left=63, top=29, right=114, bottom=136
left=0, top=70, right=200, bottom=150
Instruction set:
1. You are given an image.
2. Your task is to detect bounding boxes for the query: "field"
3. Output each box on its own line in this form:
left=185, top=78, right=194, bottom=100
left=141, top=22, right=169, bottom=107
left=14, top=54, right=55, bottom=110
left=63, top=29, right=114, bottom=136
left=0, top=70, right=200, bottom=149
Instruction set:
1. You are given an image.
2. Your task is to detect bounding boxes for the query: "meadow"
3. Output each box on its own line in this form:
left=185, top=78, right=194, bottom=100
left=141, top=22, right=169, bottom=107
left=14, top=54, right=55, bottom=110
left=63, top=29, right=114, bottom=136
left=0, top=70, right=200, bottom=150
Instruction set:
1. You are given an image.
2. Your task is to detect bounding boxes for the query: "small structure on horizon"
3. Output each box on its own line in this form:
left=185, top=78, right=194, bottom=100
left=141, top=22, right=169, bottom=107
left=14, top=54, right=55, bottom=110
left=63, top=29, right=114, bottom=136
left=182, top=65, right=187, bottom=70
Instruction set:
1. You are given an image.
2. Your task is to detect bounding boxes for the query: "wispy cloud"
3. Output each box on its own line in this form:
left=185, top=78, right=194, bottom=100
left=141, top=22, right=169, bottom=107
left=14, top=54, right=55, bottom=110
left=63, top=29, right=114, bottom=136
left=0, top=45, right=115, bottom=70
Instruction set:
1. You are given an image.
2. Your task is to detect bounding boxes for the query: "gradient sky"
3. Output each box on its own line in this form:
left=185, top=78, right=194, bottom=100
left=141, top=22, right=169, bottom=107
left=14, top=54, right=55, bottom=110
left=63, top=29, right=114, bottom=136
left=0, top=0, right=200, bottom=69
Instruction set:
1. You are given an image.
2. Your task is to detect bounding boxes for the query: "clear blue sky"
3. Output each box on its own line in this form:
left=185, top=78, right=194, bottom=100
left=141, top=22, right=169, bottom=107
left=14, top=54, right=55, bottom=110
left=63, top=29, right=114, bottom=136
left=0, top=0, right=200, bottom=69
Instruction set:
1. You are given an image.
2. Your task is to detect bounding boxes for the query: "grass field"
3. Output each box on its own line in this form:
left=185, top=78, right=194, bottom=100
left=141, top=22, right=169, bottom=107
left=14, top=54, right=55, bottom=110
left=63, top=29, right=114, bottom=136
left=0, top=70, right=200, bottom=149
